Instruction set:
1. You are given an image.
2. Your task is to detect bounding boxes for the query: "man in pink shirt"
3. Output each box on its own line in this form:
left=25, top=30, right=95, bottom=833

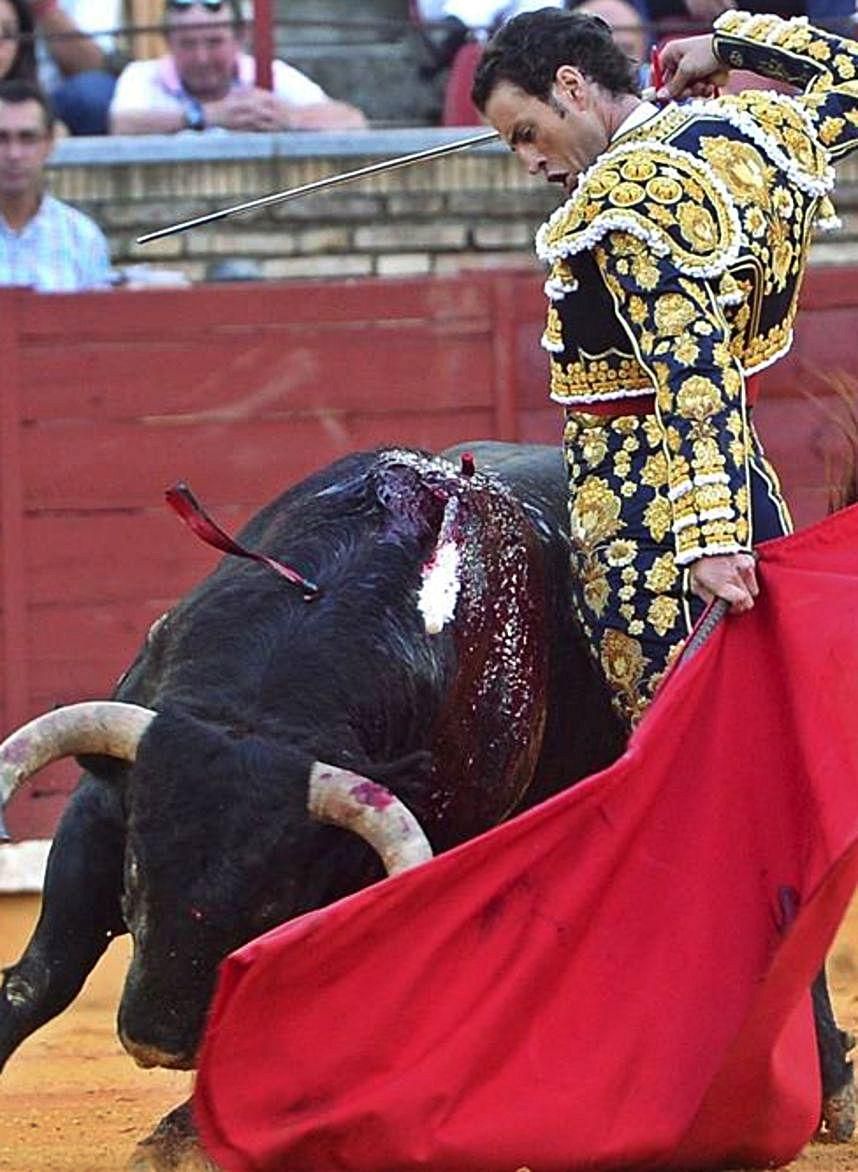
left=109, top=0, right=366, bottom=134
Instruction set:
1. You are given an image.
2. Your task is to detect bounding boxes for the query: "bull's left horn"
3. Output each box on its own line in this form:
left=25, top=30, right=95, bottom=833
left=308, top=762, right=433, bottom=877
left=0, top=701, right=156, bottom=840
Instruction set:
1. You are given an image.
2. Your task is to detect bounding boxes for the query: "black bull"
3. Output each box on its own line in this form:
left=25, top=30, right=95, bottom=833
left=0, top=441, right=852, bottom=1159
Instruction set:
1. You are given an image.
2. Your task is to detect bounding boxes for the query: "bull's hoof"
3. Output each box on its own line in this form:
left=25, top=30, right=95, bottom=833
left=819, top=1079, right=857, bottom=1143
left=128, top=1148, right=217, bottom=1172
left=127, top=1100, right=221, bottom=1171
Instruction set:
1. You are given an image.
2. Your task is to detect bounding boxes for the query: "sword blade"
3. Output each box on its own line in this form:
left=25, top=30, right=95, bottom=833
left=136, top=129, right=500, bottom=245
left=678, top=597, right=730, bottom=666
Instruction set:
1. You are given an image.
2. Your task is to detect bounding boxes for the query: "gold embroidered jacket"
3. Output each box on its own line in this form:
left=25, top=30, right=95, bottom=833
left=539, top=12, right=857, bottom=565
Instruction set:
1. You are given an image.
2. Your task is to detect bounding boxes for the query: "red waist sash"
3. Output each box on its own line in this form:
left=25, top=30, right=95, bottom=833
left=570, top=375, right=761, bottom=418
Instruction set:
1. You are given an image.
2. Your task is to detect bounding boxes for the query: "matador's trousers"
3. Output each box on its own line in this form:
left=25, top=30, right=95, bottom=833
left=563, top=407, right=792, bottom=728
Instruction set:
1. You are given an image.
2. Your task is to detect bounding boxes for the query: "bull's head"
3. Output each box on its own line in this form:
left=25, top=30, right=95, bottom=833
left=0, top=702, right=432, bottom=1069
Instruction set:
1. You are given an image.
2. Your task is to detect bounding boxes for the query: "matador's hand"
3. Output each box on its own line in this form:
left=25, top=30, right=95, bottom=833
left=688, top=552, right=758, bottom=613
left=655, top=34, right=731, bottom=101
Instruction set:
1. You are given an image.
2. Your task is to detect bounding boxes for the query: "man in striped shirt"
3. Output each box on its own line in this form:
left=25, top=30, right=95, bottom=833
left=0, top=79, right=112, bottom=291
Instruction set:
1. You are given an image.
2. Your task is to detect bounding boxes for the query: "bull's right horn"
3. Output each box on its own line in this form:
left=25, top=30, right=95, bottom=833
left=308, top=762, right=433, bottom=877
left=0, top=701, right=156, bottom=841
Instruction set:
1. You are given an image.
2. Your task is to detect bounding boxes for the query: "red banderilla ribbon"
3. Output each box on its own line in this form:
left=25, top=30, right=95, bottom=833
left=649, top=44, right=665, bottom=97
left=166, top=482, right=320, bottom=600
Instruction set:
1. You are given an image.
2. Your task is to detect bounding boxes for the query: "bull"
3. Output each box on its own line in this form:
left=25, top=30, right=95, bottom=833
left=0, top=441, right=852, bottom=1167
left=0, top=442, right=626, bottom=1168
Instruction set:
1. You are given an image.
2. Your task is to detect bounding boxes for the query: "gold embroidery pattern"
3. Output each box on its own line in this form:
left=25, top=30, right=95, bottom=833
left=592, top=235, right=751, bottom=564
left=743, top=319, right=792, bottom=371
left=563, top=411, right=694, bottom=726
left=699, top=137, right=774, bottom=207
left=820, top=115, right=846, bottom=144
left=713, top=11, right=858, bottom=161
left=563, top=410, right=791, bottom=726
left=538, top=141, right=740, bottom=278
left=600, top=629, right=647, bottom=723
left=543, top=305, right=563, bottom=351
left=550, top=354, right=652, bottom=402
left=541, top=93, right=817, bottom=407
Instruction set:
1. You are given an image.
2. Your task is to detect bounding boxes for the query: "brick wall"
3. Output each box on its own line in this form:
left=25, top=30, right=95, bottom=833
left=48, top=131, right=858, bottom=285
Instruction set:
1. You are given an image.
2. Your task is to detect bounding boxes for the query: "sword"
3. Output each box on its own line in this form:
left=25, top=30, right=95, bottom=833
left=136, top=128, right=500, bottom=245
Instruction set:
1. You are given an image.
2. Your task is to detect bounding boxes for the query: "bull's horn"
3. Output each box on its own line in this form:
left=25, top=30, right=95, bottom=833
left=308, top=762, right=433, bottom=877
left=0, top=702, right=156, bottom=841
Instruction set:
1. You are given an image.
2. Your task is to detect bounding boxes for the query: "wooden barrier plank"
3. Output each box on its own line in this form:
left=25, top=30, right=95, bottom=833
left=519, top=408, right=561, bottom=446
left=754, top=394, right=848, bottom=481
left=23, top=510, right=244, bottom=607
left=796, top=266, right=858, bottom=312
left=786, top=486, right=838, bottom=531
left=29, top=661, right=148, bottom=706
left=17, top=279, right=495, bottom=338
left=19, top=330, right=495, bottom=422
left=28, top=598, right=173, bottom=694
left=761, top=311, right=858, bottom=400
left=20, top=411, right=497, bottom=511
left=0, top=292, right=29, bottom=733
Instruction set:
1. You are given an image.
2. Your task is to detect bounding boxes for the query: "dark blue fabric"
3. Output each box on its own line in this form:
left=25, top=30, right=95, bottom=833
left=564, top=412, right=791, bottom=726
left=51, top=70, right=116, bottom=135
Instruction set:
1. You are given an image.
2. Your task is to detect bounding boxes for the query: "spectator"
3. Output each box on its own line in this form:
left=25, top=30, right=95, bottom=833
left=573, top=0, right=651, bottom=81
left=0, top=0, right=36, bottom=82
left=109, top=0, right=367, bottom=135
left=646, top=0, right=821, bottom=30
left=417, top=0, right=562, bottom=28
left=0, top=79, right=111, bottom=289
left=32, top=0, right=121, bottom=134
left=415, top=1, right=563, bottom=72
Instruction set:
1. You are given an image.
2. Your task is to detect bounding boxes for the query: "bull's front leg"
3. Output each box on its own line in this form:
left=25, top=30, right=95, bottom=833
left=0, top=773, right=127, bottom=1070
left=813, top=966, right=856, bottom=1142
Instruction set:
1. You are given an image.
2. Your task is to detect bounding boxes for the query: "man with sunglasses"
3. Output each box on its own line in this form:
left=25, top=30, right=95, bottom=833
left=109, top=0, right=366, bottom=135
left=0, top=78, right=111, bottom=288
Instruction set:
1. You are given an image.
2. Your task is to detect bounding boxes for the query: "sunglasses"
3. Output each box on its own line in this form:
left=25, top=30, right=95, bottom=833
left=166, top=0, right=232, bottom=10
left=165, top=0, right=244, bottom=22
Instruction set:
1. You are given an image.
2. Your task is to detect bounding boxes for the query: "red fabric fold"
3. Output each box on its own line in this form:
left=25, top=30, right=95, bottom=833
left=194, top=504, right=858, bottom=1172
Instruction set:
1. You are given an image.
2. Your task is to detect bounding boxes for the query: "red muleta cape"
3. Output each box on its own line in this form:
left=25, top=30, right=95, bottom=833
left=194, top=504, right=858, bottom=1172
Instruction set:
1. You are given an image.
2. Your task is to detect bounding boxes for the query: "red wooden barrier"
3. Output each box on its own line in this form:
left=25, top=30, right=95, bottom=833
left=0, top=268, right=856, bottom=839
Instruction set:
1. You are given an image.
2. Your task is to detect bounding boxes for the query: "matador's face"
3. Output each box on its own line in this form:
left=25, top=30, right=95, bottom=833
left=484, top=71, right=625, bottom=196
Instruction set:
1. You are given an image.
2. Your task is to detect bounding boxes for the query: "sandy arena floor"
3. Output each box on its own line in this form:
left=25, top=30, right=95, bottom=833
left=1, top=893, right=858, bottom=1171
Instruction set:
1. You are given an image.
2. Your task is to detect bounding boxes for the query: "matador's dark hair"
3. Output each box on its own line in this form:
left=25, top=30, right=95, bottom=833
left=471, top=7, right=639, bottom=109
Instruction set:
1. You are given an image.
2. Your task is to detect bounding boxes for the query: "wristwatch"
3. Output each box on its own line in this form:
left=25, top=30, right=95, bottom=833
left=181, top=95, right=206, bottom=132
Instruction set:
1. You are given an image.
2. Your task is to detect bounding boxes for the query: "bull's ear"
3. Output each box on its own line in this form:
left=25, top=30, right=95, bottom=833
left=372, top=461, right=449, bottom=546
left=76, top=754, right=133, bottom=783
